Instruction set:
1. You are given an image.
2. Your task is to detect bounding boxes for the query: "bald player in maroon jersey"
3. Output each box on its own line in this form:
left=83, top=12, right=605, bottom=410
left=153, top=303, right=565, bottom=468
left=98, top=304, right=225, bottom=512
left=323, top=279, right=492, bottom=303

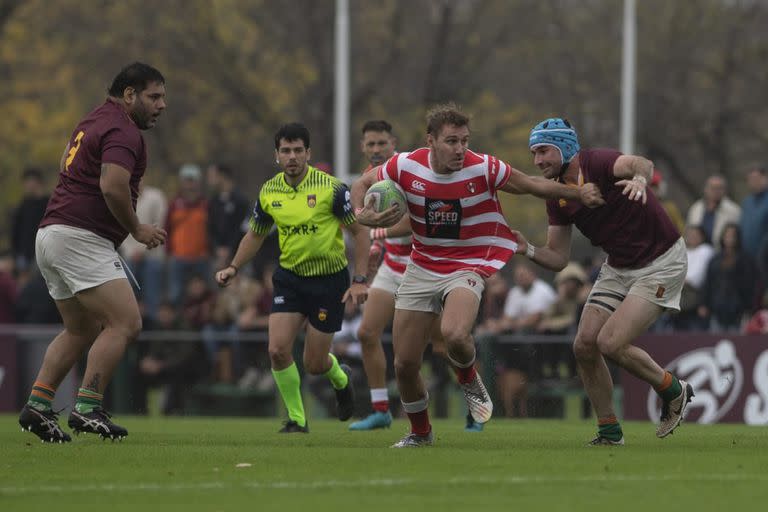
left=19, top=63, right=167, bottom=443
left=514, top=118, right=694, bottom=446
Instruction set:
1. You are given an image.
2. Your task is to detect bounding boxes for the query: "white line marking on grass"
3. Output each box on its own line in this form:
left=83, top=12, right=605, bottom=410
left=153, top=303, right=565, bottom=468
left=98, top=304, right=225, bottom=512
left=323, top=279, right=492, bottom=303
left=1, top=474, right=765, bottom=495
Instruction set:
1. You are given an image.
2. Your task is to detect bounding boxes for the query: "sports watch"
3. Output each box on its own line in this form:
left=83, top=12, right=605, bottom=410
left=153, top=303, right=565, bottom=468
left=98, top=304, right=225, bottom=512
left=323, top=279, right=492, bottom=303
left=352, top=274, right=368, bottom=284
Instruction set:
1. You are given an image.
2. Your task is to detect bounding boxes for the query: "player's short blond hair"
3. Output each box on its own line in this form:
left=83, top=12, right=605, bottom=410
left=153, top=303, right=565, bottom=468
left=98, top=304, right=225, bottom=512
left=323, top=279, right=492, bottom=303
left=426, top=103, right=470, bottom=136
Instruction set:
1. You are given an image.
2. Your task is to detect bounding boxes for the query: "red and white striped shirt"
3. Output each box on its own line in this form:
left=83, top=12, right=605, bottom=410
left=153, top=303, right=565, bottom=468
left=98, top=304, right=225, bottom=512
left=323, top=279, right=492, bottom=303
left=362, top=164, right=413, bottom=275
left=377, top=148, right=518, bottom=277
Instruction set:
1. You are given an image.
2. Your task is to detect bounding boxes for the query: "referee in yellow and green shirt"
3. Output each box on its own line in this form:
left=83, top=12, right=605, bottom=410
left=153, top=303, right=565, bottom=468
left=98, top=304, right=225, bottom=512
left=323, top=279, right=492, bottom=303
left=215, top=123, right=371, bottom=433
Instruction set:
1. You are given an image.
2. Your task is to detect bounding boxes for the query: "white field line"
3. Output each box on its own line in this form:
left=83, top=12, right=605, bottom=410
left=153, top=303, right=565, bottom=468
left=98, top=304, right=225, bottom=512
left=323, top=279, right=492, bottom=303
left=1, top=474, right=766, bottom=495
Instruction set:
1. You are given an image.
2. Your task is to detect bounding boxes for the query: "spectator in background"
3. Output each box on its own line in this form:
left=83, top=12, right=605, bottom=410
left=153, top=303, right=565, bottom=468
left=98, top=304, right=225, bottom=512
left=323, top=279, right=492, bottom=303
left=119, top=181, right=168, bottom=322
left=237, top=263, right=275, bottom=332
left=178, top=274, right=219, bottom=378
left=14, top=269, right=60, bottom=324
left=674, top=226, right=715, bottom=330
left=744, top=291, right=768, bottom=335
left=739, top=167, right=768, bottom=261
left=207, top=163, right=250, bottom=272
left=686, top=175, right=741, bottom=247
left=235, top=265, right=275, bottom=392
left=537, top=263, right=588, bottom=378
left=698, top=224, right=757, bottom=332
left=166, top=164, right=209, bottom=305
left=649, top=168, right=685, bottom=234
left=475, top=272, right=510, bottom=334
left=492, top=262, right=556, bottom=418
left=497, top=263, right=557, bottom=334
left=11, top=168, right=49, bottom=273
left=139, top=301, right=209, bottom=415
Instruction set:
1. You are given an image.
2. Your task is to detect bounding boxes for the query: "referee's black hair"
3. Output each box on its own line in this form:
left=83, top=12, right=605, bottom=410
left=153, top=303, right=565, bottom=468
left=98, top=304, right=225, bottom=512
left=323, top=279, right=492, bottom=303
left=275, top=123, right=310, bottom=149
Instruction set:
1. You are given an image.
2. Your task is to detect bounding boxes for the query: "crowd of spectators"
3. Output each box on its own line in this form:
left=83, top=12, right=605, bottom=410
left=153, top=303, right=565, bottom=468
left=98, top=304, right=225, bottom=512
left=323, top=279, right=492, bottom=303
left=3, top=163, right=768, bottom=416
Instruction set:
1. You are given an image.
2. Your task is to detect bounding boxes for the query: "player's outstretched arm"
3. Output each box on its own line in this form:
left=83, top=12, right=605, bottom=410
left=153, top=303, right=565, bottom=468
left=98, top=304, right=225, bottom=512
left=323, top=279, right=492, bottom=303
left=215, top=230, right=266, bottom=287
left=614, top=155, right=654, bottom=205
left=511, top=225, right=573, bottom=272
left=501, top=168, right=605, bottom=208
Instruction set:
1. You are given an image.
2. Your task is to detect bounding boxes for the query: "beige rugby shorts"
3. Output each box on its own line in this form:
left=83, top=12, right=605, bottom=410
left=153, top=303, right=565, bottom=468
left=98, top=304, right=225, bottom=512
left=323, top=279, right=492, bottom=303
left=586, top=237, right=687, bottom=314
left=394, top=262, right=485, bottom=314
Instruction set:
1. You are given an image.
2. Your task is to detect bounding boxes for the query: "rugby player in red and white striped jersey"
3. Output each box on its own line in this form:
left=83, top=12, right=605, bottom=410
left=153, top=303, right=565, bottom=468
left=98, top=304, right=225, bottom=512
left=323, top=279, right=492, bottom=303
left=352, top=104, right=604, bottom=447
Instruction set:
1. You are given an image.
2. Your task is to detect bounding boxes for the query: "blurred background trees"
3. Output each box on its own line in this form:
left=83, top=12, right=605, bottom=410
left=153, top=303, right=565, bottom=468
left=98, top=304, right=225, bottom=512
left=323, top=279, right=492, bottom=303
left=2, top=0, right=768, bottom=251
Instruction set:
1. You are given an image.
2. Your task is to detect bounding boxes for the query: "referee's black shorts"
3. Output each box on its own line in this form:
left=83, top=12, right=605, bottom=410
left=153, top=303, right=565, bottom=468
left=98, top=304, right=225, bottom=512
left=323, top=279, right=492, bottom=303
left=270, top=266, right=350, bottom=333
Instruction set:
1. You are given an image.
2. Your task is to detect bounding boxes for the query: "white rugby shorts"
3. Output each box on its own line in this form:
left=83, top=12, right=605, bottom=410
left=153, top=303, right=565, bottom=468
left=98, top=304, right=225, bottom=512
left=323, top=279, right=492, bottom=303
left=36, top=225, right=128, bottom=300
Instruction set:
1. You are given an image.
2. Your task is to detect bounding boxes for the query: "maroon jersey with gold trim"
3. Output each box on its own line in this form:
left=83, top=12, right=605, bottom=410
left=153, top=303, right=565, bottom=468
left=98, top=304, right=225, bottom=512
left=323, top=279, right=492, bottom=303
left=40, top=100, right=147, bottom=247
left=546, top=149, right=679, bottom=269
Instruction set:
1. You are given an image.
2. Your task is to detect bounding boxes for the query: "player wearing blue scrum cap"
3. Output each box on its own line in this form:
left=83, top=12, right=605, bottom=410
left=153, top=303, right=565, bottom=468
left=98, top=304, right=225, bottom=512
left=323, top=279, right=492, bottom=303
left=513, top=117, right=694, bottom=445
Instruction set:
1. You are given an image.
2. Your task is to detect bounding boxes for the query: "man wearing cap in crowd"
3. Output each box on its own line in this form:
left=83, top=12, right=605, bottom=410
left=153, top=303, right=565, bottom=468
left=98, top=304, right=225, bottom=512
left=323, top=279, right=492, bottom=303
left=166, top=163, right=210, bottom=305
left=511, top=117, right=694, bottom=446
left=537, top=262, right=589, bottom=380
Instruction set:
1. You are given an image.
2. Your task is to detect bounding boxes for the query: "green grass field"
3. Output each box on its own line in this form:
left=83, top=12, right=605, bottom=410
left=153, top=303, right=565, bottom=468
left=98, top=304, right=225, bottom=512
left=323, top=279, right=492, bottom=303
left=1, top=415, right=766, bottom=512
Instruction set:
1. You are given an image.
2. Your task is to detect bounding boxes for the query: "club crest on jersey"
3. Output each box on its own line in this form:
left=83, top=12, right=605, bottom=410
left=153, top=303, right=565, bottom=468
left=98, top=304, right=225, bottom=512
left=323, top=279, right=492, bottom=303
left=467, top=182, right=476, bottom=194
left=318, top=308, right=327, bottom=321
left=307, top=194, right=317, bottom=208
left=559, top=198, right=567, bottom=207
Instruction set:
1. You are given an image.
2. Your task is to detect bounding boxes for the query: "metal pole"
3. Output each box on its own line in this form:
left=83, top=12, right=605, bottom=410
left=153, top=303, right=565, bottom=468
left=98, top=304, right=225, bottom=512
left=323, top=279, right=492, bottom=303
left=620, top=0, right=636, bottom=155
left=334, top=0, right=351, bottom=184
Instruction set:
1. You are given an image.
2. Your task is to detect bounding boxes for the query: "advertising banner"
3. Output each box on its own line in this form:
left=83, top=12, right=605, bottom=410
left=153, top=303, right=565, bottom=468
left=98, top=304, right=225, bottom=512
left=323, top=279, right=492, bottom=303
left=622, top=334, right=768, bottom=425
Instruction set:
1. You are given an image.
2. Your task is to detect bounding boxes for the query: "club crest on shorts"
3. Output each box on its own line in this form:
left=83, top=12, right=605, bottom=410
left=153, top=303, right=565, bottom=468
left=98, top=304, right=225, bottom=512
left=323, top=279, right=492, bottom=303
left=318, top=308, right=327, bottom=321
left=307, top=194, right=317, bottom=208
left=656, top=286, right=665, bottom=298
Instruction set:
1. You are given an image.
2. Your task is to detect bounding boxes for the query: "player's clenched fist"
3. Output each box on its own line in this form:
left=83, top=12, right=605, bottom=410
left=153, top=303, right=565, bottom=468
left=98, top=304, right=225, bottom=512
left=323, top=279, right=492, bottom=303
left=215, top=265, right=238, bottom=287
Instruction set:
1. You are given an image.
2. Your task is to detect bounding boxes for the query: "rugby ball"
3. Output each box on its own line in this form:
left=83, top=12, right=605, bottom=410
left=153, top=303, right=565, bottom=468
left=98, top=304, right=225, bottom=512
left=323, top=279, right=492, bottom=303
left=364, top=180, right=407, bottom=215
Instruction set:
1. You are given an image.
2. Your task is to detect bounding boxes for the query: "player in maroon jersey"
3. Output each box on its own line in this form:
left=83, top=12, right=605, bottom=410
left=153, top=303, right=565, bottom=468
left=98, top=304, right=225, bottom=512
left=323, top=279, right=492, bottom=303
left=19, top=63, right=167, bottom=443
left=514, top=118, right=693, bottom=445
left=352, top=104, right=604, bottom=447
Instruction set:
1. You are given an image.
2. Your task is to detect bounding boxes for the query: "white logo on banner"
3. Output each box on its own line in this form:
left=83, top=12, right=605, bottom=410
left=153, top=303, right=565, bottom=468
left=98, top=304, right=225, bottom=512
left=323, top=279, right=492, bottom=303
left=646, top=339, right=743, bottom=424
left=744, top=351, right=768, bottom=425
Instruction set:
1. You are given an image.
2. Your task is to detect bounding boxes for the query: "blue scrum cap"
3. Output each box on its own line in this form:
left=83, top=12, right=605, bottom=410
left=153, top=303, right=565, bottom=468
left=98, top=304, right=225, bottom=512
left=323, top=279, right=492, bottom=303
left=529, top=118, right=580, bottom=164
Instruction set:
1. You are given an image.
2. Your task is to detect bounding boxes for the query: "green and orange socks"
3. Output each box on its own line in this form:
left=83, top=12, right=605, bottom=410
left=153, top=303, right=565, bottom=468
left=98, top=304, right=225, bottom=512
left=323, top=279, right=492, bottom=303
left=27, top=381, right=56, bottom=412
left=655, top=371, right=682, bottom=403
left=598, top=415, right=623, bottom=442
left=75, top=388, right=103, bottom=413
left=28, top=381, right=103, bottom=413
left=272, top=362, right=307, bottom=427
